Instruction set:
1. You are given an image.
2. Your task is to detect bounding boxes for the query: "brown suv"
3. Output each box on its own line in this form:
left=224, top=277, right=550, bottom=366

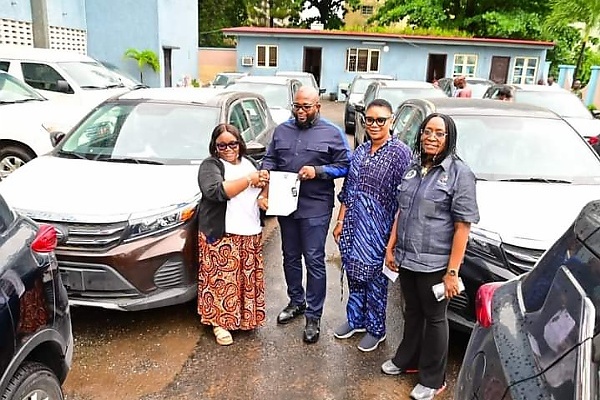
left=0, top=88, right=275, bottom=311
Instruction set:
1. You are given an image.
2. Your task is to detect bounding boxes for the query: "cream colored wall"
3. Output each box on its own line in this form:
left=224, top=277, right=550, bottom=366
left=197, top=48, right=237, bottom=85
left=344, top=0, right=383, bottom=27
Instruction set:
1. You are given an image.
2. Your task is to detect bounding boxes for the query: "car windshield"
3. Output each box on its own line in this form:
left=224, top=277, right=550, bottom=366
left=517, top=91, right=592, bottom=119
left=58, top=102, right=219, bottom=164
left=58, top=61, right=124, bottom=89
left=353, top=79, right=377, bottom=94
left=380, top=87, right=446, bottom=108
left=280, top=75, right=314, bottom=88
left=227, top=82, right=289, bottom=108
left=213, top=74, right=231, bottom=86
left=467, top=81, right=492, bottom=98
left=0, top=73, right=45, bottom=102
left=100, top=61, right=145, bottom=88
left=452, top=115, right=600, bottom=184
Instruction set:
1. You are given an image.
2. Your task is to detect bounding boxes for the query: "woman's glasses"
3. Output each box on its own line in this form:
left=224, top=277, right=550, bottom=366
left=421, top=129, right=447, bottom=139
left=292, top=103, right=316, bottom=111
left=364, top=116, right=391, bottom=126
left=216, top=141, right=240, bottom=151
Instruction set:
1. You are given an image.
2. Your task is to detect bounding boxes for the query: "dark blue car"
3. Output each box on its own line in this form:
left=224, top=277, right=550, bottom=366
left=456, top=199, right=600, bottom=399
left=0, top=195, right=72, bottom=399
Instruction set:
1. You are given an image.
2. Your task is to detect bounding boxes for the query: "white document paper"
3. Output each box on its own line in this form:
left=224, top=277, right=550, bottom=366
left=266, top=171, right=301, bottom=216
left=382, top=263, right=399, bottom=282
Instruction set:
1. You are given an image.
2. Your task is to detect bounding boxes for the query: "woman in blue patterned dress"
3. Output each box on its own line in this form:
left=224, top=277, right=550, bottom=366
left=332, top=98, right=412, bottom=352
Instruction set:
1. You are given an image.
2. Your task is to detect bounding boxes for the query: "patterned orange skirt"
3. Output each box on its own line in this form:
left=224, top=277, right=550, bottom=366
left=197, top=232, right=265, bottom=330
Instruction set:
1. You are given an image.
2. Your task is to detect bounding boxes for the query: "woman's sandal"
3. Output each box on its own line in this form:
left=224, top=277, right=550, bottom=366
left=213, top=326, right=233, bottom=346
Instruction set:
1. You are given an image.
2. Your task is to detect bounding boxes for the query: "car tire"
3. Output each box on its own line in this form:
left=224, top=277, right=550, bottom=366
left=2, top=361, right=64, bottom=400
left=0, top=146, right=35, bottom=180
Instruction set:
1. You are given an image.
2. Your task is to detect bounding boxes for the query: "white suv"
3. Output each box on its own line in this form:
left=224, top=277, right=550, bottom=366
left=0, top=45, right=129, bottom=105
left=0, top=71, right=89, bottom=178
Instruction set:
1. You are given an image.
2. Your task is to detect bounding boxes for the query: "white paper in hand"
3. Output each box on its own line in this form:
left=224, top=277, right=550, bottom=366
left=266, top=171, right=301, bottom=216
left=382, top=263, right=399, bottom=282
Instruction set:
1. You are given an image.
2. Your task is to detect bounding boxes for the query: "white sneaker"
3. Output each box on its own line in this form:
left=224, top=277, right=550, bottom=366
left=409, top=382, right=446, bottom=400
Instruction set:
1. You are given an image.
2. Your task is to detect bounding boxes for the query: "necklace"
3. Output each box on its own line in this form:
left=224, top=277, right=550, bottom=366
left=421, top=166, right=429, bottom=176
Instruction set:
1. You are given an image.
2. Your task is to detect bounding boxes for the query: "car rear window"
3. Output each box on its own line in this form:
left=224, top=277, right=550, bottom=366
left=521, top=222, right=600, bottom=334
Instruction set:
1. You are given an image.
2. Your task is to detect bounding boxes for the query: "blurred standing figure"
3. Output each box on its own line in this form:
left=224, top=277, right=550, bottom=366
left=453, top=76, right=472, bottom=98
left=572, top=80, right=583, bottom=100
left=496, top=85, right=513, bottom=102
left=547, top=75, right=556, bottom=86
left=381, top=114, right=479, bottom=400
left=196, top=123, right=267, bottom=346
left=332, top=99, right=411, bottom=352
left=259, top=86, right=351, bottom=344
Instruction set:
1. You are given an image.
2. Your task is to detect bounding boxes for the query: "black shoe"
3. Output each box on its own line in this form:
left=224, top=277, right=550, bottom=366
left=303, top=317, right=320, bottom=344
left=277, top=302, right=306, bottom=324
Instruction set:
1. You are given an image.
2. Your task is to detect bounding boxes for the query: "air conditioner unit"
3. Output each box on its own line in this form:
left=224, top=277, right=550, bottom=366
left=241, top=56, right=253, bottom=66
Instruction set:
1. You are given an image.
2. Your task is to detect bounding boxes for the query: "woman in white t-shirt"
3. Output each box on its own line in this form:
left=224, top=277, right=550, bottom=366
left=197, top=124, right=268, bottom=345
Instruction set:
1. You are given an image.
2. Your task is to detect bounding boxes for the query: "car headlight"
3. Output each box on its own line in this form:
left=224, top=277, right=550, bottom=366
left=127, top=200, right=198, bottom=240
left=467, top=226, right=504, bottom=264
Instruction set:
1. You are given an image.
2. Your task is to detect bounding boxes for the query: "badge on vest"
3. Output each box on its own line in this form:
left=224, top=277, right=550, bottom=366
left=405, top=169, right=417, bottom=180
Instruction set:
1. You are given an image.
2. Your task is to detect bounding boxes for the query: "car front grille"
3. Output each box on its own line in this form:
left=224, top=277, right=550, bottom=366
left=501, top=243, right=545, bottom=273
left=34, top=219, right=128, bottom=251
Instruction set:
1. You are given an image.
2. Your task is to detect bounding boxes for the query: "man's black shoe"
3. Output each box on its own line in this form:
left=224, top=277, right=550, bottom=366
left=303, top=318, right=320, bottom=344
left=276, top=302, right=306, bottom=324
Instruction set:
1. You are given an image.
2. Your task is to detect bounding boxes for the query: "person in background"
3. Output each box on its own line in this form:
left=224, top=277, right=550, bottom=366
left=572, top=80, right=583, bottom=100
left=258, top=86, right=351, bottom=344
left=453, top=76, right=472, bottom=98
left=333, top=99, right=411, bottom=352
left=381, top=113, right=479, bottom=400
left=537, top=78, right=545, bottom=85
left=547, top=75, right=556, bottom=86
left=196, top=123, right=268, bottom=346
left=496, top=85, right=513, bottom=102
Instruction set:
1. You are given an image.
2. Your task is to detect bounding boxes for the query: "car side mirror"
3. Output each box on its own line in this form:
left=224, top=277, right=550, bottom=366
left=355, top=103, right=365, bottom=113
left=56, top=80, right=70, bottom=93
left=591, top=109, right=600, bottom=119
left=341, top=88, right=348, bottom=96
left=50, top=131, right=66, bottom=147
left=319, top=88, right=326, bottom=94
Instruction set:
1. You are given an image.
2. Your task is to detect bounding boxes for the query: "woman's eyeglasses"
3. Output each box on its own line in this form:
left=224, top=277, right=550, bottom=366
left=216, top=141, right=240, bottom=151
left=364, top=116, right=391, bottom=126
left=292, top=103, right=316, bottom=111
left=421, top=129, right=447, bottom=139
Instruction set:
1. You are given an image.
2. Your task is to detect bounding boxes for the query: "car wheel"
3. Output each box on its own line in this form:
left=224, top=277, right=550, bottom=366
left=0, top=146, right=35, bottom=180
left=2, top=361, right=64, bottom=400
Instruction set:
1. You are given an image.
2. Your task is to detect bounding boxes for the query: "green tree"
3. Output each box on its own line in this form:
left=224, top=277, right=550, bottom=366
left=198, top=0, right=247, bottom=47
left=246, top=0, right=303, bottom=27
left=123, top=49, right=160, bottom=83
left=546, top=0, right=600, bottom=81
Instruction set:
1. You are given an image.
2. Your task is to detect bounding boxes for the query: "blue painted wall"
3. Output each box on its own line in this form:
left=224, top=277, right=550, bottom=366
left=235, top=35, right=548, bottom=97
left=0, top=1, right=32, bottom=21
left=157, top=0, right=198, bottom=86
left=0, top=0, right=85, bottom=29
left=85, top=0, right=161, bottom=87
left=48, top=0, right=86, bottom=30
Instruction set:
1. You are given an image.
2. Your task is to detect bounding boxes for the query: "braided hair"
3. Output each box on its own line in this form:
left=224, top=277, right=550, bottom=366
left=412, top=113, right=459, bottom=166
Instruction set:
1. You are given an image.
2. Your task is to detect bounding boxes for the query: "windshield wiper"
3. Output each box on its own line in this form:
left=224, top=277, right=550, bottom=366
left=499, top=178, right=572, bottom=184
left=101, top=157, right=164, bottom=165
left=105, top=83, right=125, bottom=89
left=57, top=150, right=88, bottom=160
left=0, top=98, right=42, bottom=104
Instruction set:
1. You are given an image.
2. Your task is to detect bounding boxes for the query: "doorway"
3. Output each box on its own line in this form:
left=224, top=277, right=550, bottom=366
left=489, top=56, right=510, bottom=84
left=163, top=47, right=172, bottom=87
left=426, top=54, right=447, bottom=83
left=303, top=47, right=322, bottom=86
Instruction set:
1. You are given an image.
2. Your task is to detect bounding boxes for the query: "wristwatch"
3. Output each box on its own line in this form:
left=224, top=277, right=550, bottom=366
left=447, top=269, right=458, bottom=276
